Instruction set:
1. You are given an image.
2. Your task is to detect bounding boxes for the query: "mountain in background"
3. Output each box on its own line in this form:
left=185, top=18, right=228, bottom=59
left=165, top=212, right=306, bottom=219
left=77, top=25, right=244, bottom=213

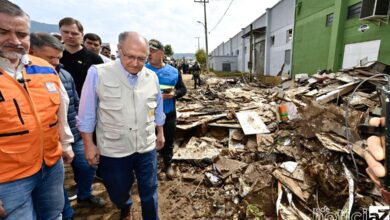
left=31, top=20, right=58, bottom=33
left=172, top=53, right=195, bottom=60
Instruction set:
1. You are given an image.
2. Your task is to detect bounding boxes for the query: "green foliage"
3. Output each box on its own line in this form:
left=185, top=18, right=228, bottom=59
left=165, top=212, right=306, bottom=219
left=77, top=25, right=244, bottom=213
left=246, top=204, right=264, bottom=220
left=195, top=49, right=206, bottom=66
left=164, top=44, right=174, bottom=57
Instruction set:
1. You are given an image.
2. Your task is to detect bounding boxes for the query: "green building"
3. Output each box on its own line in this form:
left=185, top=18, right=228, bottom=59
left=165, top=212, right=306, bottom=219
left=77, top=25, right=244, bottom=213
left=292, top=0, right=390, bottom=75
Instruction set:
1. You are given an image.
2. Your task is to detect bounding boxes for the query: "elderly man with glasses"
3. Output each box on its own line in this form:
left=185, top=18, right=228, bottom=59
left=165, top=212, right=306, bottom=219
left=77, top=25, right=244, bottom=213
left=77, top=31, right=165, bottom=220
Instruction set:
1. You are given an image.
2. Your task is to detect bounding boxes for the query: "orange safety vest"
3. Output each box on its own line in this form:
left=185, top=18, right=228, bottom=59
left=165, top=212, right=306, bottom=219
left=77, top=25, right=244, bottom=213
left=0, top=55, right=62, bottom=183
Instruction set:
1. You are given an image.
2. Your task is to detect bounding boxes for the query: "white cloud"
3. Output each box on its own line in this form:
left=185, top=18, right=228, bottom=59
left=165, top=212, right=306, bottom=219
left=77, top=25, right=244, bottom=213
left=12, top=0, right=279, bottom=53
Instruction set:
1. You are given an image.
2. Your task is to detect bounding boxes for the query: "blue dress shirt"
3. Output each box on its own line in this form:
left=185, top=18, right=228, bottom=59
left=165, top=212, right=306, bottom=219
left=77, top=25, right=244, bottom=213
left=78, top=60, right=165, bottom=133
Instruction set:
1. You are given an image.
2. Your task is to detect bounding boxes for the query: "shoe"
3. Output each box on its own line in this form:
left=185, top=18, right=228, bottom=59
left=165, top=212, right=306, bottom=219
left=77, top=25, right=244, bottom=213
left=120, top=207, right=132, bottom=220
left=66, top=187, right=77, bottom=201
left=77, top=195, right=106, bottom=207
left=165, top=165, right=175, bottom=179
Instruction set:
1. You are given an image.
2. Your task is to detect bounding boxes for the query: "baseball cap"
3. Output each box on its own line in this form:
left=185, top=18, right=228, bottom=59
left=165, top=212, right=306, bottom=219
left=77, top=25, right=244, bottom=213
left=149, top=39, right=164, bottom=51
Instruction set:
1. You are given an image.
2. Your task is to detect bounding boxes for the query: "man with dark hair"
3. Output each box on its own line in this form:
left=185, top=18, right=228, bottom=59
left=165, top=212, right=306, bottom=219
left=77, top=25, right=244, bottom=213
left=83, top=33, right=111, bottom=63
left=59, top=17, right=103, bottom=96
left=146, top=39, right=187, bottom=178
left=78, top=31, right=165, bottom=220
left=191, top=61, right=201, bottom=89
left=0, top=1, right=74, bottom=218
left=101, top=45, right=111, bottom=58
left=29, top=32, right=106, bottom=218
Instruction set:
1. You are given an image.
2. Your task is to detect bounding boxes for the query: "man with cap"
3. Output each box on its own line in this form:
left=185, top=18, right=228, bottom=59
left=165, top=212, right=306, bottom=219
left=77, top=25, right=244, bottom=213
left=146, top=39, right=187, bottom=178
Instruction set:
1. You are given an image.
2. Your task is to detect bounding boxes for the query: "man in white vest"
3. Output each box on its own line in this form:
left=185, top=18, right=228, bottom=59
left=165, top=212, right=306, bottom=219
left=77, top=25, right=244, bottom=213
left=78, top=31, right=165, bottom=220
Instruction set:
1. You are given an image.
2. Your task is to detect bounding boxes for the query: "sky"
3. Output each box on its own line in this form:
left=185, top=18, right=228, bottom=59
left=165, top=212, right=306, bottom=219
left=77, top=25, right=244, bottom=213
left=12, top=0, right=280, bottom=54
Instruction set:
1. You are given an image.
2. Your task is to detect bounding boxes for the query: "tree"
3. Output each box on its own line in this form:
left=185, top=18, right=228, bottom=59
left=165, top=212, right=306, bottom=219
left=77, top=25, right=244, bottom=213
left=164, top=44, right=174, bottom=57
left=195, top=49, right=206, bottom=66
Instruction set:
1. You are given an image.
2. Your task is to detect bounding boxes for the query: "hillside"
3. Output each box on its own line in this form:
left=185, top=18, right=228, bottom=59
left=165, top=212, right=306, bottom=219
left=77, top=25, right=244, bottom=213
left=172, top=53, right=195, bottom=60
left=31, top=20, right=58, bottom=33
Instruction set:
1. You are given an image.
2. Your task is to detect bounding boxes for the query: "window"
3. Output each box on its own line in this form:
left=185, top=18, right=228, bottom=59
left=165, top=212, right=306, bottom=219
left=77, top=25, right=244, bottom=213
left=326, top=13, right=334, bottom=27
left=244, top=46, right=247, bottom=53
left=286, top=29, right=293, bottom=42
left=285, top=50, right=291, bottom=64
left=270, top=36, right=275, bottom=46
left=236, top=49, right=239, bottom=55
left=347, top=2, right=362, bottom=19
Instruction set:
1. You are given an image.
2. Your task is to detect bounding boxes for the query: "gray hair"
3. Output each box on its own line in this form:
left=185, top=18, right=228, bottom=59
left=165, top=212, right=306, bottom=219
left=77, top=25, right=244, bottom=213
left=0, top=0, right=30, bottom=22
left=30, top=32, right=64, bottom=51
left=118, top=31, right=149, bottom=55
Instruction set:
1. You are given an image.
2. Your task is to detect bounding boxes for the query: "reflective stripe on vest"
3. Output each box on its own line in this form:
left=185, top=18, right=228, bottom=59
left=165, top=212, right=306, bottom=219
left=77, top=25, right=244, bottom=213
left=0, top=55, right=61, bottom=183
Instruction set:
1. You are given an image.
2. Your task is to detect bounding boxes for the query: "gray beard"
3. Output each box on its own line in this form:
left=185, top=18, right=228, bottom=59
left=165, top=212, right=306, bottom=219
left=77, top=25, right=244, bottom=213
left=0, top=50, right=25, bottom=61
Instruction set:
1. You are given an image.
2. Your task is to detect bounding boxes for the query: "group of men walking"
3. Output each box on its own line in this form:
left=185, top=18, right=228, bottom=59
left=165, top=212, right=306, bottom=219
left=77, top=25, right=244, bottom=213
left=0, top=0, right=187, bottom=219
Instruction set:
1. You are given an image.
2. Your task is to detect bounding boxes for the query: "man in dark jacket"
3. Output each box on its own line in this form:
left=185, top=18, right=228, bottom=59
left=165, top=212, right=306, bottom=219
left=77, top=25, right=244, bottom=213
left=191, top=61, right=201, bottom=89
left=29, top=32, right=106, bottom=219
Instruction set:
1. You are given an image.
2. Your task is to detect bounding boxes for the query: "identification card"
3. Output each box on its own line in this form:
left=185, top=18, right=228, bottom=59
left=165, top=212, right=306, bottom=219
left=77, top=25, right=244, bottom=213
left=45, top=82, right=57, bottom=93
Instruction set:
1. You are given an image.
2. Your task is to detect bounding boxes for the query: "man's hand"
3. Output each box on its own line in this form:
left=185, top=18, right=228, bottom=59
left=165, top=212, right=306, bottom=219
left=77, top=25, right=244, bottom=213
left=156, top=126, right=165, bottom=150
left=81, top=132, right=100, bottom=166
left=162, top=90, right=175, bottom=100
left=365, top=117, right=385, bottom=187
left=85, top=142, right=100, bottom=166
left=0, top=199, right=6, bottom=217
left=63, top=149, right=75, bottom=164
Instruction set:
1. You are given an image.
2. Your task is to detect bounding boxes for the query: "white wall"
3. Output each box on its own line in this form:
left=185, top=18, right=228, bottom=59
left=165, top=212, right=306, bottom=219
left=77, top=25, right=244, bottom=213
left=266, top=0, right=295, bottom=76
left=209, top=0, right=295, bottom=75
left=209, top=56, right=238, bottom=72
left=342, top=40, right=381, bottom=69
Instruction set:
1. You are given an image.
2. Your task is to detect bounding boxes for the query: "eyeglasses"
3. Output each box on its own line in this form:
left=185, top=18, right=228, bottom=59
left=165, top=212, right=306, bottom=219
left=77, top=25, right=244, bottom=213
left=119, top=48, right=147, bottom=63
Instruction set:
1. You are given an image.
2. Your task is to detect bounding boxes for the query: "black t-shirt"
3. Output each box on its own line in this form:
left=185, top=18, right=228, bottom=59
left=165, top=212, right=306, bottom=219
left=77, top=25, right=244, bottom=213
left=60, top=47, right=103, bottom=96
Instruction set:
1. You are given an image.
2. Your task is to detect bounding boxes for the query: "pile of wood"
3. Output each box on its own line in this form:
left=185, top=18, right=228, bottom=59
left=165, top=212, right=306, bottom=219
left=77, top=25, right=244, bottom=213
left=168, top=62, right=390, bottom=219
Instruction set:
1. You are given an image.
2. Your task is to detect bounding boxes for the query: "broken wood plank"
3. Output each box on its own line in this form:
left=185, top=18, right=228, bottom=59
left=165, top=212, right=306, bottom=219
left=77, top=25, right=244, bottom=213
left=172, top=137, right=221, bottom=161
left=316, top=81, right=359, bottom=104
left=208, top=123, right=241, bottom=129
left=236, top=111, right=270, bottom=135
left=176, top=113, right=226, bottom=130
left=273, top=170, right=310, bottom=202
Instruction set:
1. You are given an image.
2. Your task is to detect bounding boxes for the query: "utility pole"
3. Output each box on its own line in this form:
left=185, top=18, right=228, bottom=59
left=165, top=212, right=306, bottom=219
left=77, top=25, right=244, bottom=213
left=195, top=0, right=209, bottom=74
left=249, top=24, right=253, bottom=82
left=195, top=37, right=200, bottom=50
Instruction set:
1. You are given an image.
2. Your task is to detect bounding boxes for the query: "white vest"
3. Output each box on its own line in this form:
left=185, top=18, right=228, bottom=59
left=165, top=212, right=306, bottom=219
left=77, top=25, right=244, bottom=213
left=95, top=62, right=159, bottom=157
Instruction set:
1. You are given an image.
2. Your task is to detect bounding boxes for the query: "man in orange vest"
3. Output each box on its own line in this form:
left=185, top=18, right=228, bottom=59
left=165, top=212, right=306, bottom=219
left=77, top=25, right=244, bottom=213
left=0, top=0, right=74, bottom=219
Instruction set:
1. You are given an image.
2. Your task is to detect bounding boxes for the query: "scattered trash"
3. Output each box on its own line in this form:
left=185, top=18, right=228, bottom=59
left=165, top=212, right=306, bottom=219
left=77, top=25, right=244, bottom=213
left=164, top=62, right=390, bottom=219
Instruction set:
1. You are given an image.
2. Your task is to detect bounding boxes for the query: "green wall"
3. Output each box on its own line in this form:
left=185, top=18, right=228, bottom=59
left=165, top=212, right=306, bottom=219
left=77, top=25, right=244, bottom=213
left=292, top=0, right=390, bottom=75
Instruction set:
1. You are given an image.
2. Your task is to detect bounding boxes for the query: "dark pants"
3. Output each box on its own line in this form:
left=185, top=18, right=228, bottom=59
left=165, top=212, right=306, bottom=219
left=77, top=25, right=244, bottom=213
left=193, top=75, right=201, bottom=89
left=160, top=111, right=176, bottom=167
left=99, top=150, right=158, bottom=220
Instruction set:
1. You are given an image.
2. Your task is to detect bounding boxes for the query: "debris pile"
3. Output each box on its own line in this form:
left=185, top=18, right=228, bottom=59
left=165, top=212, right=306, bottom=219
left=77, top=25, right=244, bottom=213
left=165, top=62, right=390, bottom=219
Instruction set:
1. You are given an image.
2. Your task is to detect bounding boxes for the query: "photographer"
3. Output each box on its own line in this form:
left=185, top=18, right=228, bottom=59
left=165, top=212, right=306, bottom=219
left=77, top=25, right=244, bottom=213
left=365, top=117, right=390, bottom=204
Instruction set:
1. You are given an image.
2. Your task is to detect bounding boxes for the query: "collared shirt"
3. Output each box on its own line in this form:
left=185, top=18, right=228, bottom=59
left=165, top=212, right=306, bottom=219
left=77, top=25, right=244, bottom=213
left=99, top=54, right=112, bottom=63
left=78, top=59, right=165, bottom=133
left=0, top=55, right=74, bottom=152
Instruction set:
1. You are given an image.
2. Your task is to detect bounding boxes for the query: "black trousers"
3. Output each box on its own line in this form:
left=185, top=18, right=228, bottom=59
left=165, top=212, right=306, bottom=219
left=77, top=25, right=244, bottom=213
left=160, top=111, right=176, bottom=166
left=193, top=75, right=201, bottom=89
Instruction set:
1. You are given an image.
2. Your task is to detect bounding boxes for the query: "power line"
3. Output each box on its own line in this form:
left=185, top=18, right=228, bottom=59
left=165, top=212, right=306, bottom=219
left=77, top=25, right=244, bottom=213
left=209, top=0, right=234, bottom=33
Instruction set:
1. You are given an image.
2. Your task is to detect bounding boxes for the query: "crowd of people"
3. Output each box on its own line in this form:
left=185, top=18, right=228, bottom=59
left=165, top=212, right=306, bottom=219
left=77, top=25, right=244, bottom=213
left=1, top=0, right=389, bottom=219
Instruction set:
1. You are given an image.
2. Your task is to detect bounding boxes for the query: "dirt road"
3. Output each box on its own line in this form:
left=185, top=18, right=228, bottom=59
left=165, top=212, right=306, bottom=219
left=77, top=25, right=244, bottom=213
left=67, top=73, right=218, bottom=220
